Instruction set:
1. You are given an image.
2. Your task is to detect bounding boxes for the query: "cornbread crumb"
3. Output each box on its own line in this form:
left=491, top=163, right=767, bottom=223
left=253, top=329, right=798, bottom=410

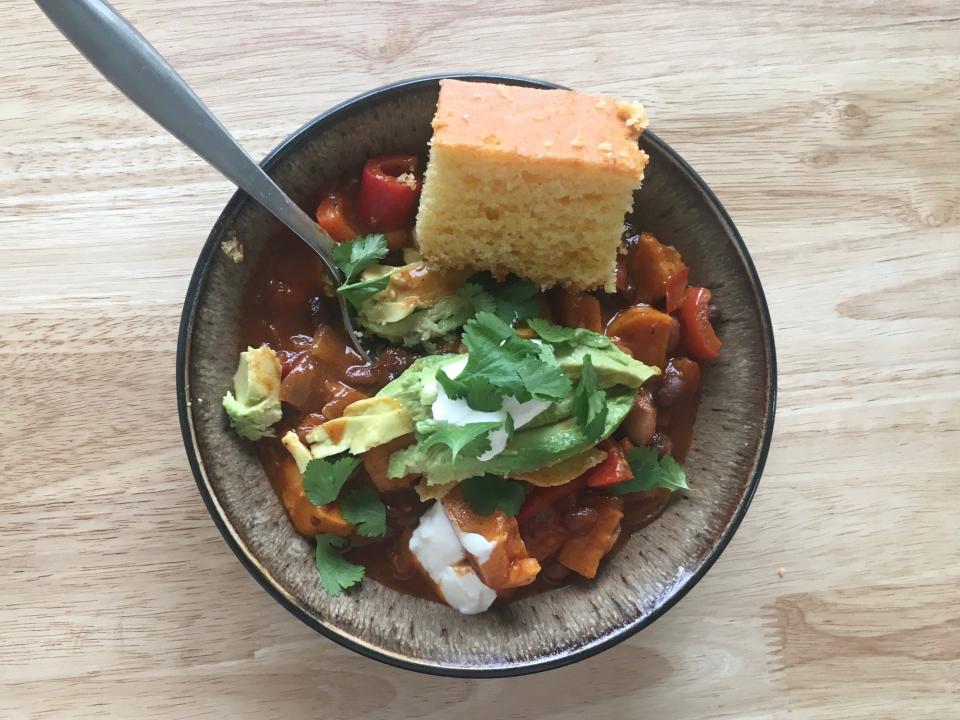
left=397, top=172, right=417, bottom=190
left=220, top=236, right=244, bottom=263
left=777, top=567, right=786, bottom=578
left=415, top=80, right=649, bottom=291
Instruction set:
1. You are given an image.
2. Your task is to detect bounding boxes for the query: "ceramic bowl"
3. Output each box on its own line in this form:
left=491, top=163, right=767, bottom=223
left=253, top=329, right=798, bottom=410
left=177, top=73, right=776, bottom=677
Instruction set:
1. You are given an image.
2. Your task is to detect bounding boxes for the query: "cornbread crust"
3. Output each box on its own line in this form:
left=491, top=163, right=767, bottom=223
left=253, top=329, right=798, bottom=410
left=415, top=80, right=649, bottom=290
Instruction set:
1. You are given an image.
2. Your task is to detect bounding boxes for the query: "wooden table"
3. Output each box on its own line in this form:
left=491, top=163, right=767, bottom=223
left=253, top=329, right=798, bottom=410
left=2, top=1, right=957, bottom=717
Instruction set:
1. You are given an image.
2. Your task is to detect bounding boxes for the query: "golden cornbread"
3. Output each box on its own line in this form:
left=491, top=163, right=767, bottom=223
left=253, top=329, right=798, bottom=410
left=415, top=79, right=649, bottom=291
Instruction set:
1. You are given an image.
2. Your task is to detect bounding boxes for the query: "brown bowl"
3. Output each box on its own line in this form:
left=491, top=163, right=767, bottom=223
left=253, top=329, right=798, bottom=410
left=177, top=73, right=776, bottom=677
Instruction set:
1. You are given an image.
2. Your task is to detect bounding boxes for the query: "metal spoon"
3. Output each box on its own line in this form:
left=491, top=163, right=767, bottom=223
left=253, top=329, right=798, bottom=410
left=36, top=0, right=370, bottom=362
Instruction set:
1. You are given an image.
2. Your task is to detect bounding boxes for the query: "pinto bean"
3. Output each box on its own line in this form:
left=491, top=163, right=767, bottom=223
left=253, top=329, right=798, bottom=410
left=624, top=390, right=657, bottom=446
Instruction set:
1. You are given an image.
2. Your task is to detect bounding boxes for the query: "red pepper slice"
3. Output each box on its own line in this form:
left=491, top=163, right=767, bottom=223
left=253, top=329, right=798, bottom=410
left=584, top=440, right=634, bottom=488
left=357, top=155, right=420, bottom=231
left=517, top=476, right=586, bottom=524
left=315, top=193, right=359, bottom=243
left=679, top=286, right=721, bottom=360
left=664, top=267, right=689, bottom=314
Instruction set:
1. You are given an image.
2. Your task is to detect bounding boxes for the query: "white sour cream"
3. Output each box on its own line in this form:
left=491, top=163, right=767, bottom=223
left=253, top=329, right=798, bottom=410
left=408, top=502, right=496, bottom=615
left=430, top=356, right=550, bottom=461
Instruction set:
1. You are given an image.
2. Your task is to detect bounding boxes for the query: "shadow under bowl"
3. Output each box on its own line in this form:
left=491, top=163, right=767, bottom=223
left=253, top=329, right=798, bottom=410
left=177, top=73, right=776, bottom=678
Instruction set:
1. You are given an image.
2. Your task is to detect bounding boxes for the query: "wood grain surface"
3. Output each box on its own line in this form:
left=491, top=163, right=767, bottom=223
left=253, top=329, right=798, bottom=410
left=2, top=1, right=958, bottom=718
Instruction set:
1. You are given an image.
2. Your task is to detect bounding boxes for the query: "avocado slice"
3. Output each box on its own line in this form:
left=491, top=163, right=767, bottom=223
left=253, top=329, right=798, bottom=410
left=387, top=387, right=636, bottom=486
left=377, top=353, right=460, bottom=421
left=553, top=342, right=660, bottom=388
left=222, top=345, right=282, bottom=440
left=357, top=295, right=476, bottom=348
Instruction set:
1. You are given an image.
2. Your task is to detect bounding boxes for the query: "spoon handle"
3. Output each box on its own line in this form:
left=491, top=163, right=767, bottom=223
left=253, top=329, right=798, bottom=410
left=35, top=0, right=339, bottom=275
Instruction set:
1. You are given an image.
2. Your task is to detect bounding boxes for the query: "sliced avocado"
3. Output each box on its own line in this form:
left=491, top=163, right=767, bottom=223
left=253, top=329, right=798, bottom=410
left=358, top=295, right=476, bottom=347
left=298, top=397, right=414, bottom=458
left=554, top=343, right=659, bottom=388
left=377, top=353, right=460, bottom=420
left=388, top=387, right=636, bottom=485
left=222, top=345, right=282, bottom=440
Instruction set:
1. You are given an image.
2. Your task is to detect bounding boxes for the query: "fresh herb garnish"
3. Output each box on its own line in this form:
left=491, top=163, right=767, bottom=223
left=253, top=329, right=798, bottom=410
left=571, top=354, right=607, bottom=442
left=461, top=273, right=541, bottom=326
left=461, top=475, right=527, bottom=517
left=302, top=456, right=361, bottom=506
left=458, top=282, right=497, bottom=315
left=331, top=233, right=388, bottom=282
left=314, top=533, right=365, bottom=595
left=418, top=421, right=503, bottom=461
left=608, top=446, right=689, bottom=495
left=340, top=486, right=387, bottom=537
left=337, top=273, right=391, bottom=308
left=436, top=312, right=571, bottom=410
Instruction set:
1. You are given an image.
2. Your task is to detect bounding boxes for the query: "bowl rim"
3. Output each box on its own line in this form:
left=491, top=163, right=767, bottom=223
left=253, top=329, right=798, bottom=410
left=176, top=72, right=777, bottom=678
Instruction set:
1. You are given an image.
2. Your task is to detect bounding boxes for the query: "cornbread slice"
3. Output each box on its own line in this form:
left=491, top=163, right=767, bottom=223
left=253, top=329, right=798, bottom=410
left=415, top=79, right=649, bottom=291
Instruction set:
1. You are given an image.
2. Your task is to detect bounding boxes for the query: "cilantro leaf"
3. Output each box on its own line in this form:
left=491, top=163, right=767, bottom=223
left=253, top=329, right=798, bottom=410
left=331, top=233, right=388, bottom=282
left=517, top=355, right=573, bottom=401
left=302, top=456, right=360, bottom=506
left=527, top=317, right=616, bottom=350
left=571, top=354, right=608, bottom=442
left=657, top=455, right=689, bottom=491
left=461, top=475, right=527, bottom=517
left=489, top=278, right=540, bottom=325
left=455, top=312, right=540, bottom=405
left=314, top=533, right=365, bottom=595
left=337, top=273, right=391, bottom=308
left=467, top=273, right=541, bottom=326
left=458, top=282, right=497, bottom=315
left=608, top=446, right=690, bottom=495
left=340, top=487, right=387, bottom=537
left=418, top=421, right=502, bottom=461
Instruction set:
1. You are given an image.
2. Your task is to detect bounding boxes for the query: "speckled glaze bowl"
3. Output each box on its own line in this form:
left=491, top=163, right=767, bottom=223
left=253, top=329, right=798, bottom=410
left=177, top=73, right=776, bottom=677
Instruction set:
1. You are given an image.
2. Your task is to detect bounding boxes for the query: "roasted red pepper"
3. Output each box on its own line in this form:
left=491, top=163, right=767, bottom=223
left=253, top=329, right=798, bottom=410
left=315, top=192, right=359, bottom=243
left=679, top=286, right=721, bottom=360
left=517, top=477, right=586, bottom=524
left=664, top=267, right=689, bottom=314
left=584, top=440, right=634, bottom=488
left=357, top=155, right=420, bottom=231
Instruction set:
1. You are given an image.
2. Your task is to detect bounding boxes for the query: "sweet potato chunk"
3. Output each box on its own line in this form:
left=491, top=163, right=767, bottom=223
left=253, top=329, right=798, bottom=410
left=605, top=305, right=675, bottom=368
left=557, top=496, right=623, bottom=579
left=553, top=288, right=602, bottom=332
left=273, top=454, right=354, bottom=537
left=362, top=434, right=419, bottom=492
left=443, top=488, right=541, bottom=590
left=631, top=233, right=686, bottom=303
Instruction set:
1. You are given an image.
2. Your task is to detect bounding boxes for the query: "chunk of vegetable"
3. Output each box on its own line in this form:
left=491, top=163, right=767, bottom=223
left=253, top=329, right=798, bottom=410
left=557, top=496, right=623, bottom=578
left=630, top=233, right=687, bottom=303
left=362, top=434, right=420, bottom=492
left=583, top=440, right=633, bottom=488
left=443, top=488, right=541, bottom=590
left=554, top=288, right=602, bottom=333
left=679, top=286, right=722, bottom=360
left=315, top=192, right=359, bottom=243
left=605, top=305, right=675, bottom=368
left=274, top=454, right=355, bottom=537
left=357, top=155, right=420, bottom=231
left=517, top=475, right=586, bottom=524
